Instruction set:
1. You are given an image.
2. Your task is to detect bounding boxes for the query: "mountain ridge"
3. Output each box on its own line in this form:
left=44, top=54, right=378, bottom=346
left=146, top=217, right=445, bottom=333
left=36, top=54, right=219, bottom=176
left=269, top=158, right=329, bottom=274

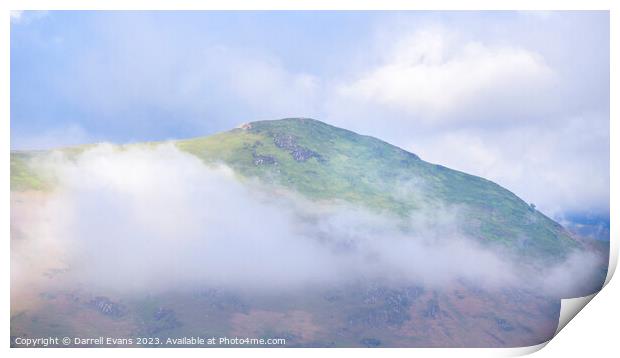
left=11, top=117, right=579, bottom=260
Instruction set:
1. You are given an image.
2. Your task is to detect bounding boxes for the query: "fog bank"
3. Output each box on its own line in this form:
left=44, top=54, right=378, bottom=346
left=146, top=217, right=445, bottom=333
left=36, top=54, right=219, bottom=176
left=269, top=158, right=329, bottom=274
left=11, top=144, right=604, bottom=299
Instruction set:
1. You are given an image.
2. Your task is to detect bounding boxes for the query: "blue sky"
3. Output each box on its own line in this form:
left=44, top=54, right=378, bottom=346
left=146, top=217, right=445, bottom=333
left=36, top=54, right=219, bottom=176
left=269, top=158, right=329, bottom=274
left=10, top=11, right=609, bottom=217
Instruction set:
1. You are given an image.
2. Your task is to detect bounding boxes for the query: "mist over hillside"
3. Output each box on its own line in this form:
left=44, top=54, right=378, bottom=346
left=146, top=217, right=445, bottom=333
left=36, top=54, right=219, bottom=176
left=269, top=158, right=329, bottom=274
left=10, top=118, right=608, bottom=347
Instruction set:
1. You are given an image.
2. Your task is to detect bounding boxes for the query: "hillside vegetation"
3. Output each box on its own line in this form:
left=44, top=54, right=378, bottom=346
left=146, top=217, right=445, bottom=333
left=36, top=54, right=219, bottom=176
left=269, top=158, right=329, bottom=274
left=11, top=118, right=579, bottom=260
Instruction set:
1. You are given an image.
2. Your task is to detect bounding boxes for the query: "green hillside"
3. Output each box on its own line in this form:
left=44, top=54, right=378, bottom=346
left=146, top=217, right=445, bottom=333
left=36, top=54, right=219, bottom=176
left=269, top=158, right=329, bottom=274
left=10, top=118, right=579, bottom=260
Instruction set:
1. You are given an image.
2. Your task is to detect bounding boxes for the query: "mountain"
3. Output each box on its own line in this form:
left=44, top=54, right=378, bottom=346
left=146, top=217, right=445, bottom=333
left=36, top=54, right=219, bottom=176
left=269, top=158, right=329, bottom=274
left=10, top=118, right=604, bottom=348
left=12, top=118, right=579, bottom=260
left=181, top=118, right=579, bottom=260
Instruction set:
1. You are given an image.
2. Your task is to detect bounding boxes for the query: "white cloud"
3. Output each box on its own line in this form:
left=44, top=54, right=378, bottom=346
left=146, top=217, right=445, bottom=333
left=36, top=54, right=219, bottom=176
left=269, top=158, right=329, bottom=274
left=63, top=34, right=323, bottom=133
left=11, top=144, right=603, bottom=300
left=325, top=23, right=608, bottom=218
left=10, top=11, right=24, bottom=23
left=11, top=124, right=93, bottom=150
left=11, top=12, right=609, bottom=220
left=410, top=112, right=609, bottom=216
left=199, top=47, right=322, bottom=119
left=336, top=28, right=554, bottom=121
left=10, top=10, right=47, bottom=25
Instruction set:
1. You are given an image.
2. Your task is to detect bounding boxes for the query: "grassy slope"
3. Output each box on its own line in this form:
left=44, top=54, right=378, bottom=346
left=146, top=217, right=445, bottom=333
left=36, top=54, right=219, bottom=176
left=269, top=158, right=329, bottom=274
left=10, top=151, right=50, bottom=191
left=176, top=118, right=578, bottom=259
left=11, top=118, right=579, bottom=259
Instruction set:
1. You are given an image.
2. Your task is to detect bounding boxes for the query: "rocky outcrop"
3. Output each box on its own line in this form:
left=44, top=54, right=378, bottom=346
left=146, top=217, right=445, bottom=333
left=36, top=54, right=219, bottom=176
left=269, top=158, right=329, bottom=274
left=272, top=133, right=324, bottom=162
left=348, top=286, right=423, bottom=328
left=244, top=140, right=278, bottom=166
left=424, top=298, right=440, bottom=319
left=273, top=133, right=297, bottom=150
left=495, top=318, right=514, bottom=332
left=88, top=296, right=128, bottom=318
left=360, top=338, right=381, bottom=347
left=148, top=307, right=182, bottom=335
left=253, top=154, right=277, bottom=165
left=194, top=287, right=249, bottom=313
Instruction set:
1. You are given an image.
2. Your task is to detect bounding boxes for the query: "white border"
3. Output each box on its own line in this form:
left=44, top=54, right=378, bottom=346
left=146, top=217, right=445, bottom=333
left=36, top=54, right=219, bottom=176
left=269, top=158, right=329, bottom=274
left=2, top=1, right=616, bottom=357
left=0, top=0, right=616, bottom=11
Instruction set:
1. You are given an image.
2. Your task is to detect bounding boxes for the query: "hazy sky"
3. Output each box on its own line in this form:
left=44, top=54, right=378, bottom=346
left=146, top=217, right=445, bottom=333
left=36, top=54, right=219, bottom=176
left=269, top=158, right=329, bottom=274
left=10, top=11, right=609, bottom=217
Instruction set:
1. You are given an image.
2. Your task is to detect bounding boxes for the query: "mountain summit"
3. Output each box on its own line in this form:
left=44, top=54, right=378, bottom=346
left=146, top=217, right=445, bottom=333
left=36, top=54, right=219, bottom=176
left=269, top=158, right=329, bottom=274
left=174, top=117, right=577, bottom=260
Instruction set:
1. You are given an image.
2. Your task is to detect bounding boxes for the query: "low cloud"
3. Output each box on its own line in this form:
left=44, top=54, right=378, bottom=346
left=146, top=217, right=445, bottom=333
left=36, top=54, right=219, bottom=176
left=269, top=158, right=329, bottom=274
left=11, top=145, right=604, bottom=300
